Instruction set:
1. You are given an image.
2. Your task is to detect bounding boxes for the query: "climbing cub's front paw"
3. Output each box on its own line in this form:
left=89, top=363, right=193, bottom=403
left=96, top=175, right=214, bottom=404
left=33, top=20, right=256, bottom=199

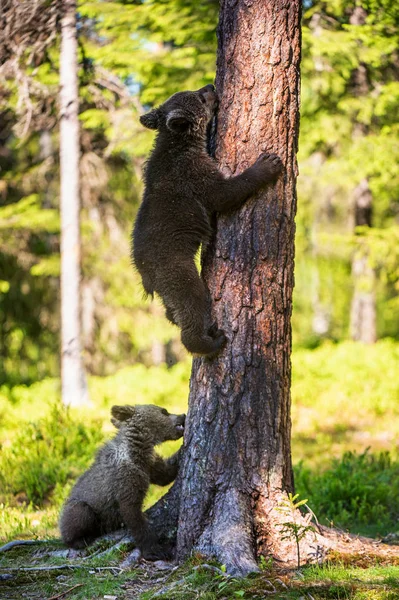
left=253, top=153, right=283, bottom=182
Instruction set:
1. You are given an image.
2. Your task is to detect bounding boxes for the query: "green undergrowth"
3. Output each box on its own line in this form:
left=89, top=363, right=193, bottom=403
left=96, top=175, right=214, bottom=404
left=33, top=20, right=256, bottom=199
left=295, top=450, right=399, bottom=537
left=291, top=339, right=399, bottom=466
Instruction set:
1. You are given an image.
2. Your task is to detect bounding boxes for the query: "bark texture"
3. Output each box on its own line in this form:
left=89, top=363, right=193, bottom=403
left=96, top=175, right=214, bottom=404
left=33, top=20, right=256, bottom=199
left=60, top=0, right=89, bottom=407
left=175, top=0, right=303, bottom=576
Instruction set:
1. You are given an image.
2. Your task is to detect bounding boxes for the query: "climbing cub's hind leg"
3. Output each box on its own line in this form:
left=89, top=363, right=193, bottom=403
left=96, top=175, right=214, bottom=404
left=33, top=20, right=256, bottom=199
left=157, top=260, right=226, bottom=356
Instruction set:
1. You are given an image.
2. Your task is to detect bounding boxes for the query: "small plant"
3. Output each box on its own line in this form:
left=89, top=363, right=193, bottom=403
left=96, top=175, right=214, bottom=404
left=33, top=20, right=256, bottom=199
left=259, top=554, right=273, bottom=572
left=277, top=492, right=317, bottom=569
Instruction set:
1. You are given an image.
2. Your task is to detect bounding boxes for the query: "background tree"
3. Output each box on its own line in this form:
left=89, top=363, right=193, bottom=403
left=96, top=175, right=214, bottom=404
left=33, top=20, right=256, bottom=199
left=348, top=6, right=375, bottom=344
left=59, top=0, right=89, bottom=407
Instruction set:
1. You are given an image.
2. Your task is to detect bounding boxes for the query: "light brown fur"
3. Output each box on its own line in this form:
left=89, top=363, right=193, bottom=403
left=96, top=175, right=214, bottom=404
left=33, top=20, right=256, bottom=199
left=59, top=404, right=185, bottom=559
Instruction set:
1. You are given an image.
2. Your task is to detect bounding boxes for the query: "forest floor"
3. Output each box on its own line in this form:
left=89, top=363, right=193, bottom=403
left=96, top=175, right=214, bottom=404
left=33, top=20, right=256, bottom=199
left=2, top=541, right=399, bottom=599
left=1, top=340, right=399, bottom=599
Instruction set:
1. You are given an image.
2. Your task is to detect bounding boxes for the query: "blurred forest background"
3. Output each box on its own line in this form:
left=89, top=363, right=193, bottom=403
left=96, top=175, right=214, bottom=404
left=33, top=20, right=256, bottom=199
left=0, top=0, right=399, bottom=543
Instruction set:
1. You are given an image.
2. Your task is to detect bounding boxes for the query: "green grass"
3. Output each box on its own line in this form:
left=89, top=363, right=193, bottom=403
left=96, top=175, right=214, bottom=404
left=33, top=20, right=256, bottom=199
left=291, top=339, right=399, bottom=466
left=0, top=545, right=134, bottom=600
left=295, top=450, right=399, bottom=537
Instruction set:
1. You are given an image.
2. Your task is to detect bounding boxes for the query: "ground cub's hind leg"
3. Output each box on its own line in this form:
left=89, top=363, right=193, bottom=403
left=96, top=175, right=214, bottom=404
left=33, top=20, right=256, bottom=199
left=60, top=501, right=100, bottom=549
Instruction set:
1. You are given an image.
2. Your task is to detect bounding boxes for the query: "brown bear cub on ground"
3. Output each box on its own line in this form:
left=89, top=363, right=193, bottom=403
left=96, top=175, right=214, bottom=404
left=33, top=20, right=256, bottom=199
left=132, top=84, right=283, bottom=356
left=59, top=404, right=185, bottom=560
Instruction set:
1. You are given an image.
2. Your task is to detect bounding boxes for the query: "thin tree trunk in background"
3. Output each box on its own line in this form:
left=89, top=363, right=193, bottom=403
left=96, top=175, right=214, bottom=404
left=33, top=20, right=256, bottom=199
left=175, top=0, right=302, bottom=575
left=349, top=7, right=377, bottom=344
left=350, top=179, right=376, bottom=343
left=60, top=0, right=89, bottom=407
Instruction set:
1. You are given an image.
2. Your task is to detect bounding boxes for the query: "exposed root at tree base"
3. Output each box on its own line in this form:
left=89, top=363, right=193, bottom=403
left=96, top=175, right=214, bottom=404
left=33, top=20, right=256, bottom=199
left=257, top=490, right=399, bottom=571
left=146, top=486, right=399, bottom=577
left=185, top=488, right=261, bottom=577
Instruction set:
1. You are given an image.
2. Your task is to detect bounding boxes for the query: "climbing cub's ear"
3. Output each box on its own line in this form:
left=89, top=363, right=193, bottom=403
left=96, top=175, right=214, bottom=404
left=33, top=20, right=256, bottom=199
left=166, top=109, right=191, bottom=133
left=111, top=405, right=136, bottom=423
left=140, top=109, right=159, bottom=130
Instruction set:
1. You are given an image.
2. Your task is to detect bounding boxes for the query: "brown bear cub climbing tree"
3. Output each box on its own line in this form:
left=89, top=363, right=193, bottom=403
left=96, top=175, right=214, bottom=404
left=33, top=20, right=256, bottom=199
left=132, top=85, right=283, bottom=356
left=60, top=404, right=185, bottom=560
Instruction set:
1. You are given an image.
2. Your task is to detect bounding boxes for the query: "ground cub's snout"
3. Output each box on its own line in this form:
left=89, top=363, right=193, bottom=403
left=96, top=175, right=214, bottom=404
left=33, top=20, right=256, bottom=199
left=173, top=413, right=186, bottom=435
left=199, top=84, right=218, bottom=109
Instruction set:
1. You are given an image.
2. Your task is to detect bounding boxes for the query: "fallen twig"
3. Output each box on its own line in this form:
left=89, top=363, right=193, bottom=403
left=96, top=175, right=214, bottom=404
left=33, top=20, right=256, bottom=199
left=149, top=563, right=229, bottom=598
left=0, top=564, right=122, bottom=573
left=46, top=583, right=83, bottom=600
left=0, top=539, right=49, bottom=553
left=120, top=547, right=142, bottom=569
left=84, top=537, right=132, bottom=561
left=150, top=577, right=187, bottom=599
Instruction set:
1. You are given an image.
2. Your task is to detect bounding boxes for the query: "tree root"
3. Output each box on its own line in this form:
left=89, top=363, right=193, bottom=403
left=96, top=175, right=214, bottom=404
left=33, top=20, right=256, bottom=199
left=47, top=583, right=83, bottom=600
left=0, top=564, right=122, bottom=572
left=0, top=539, right=50, bottom=552
left=256, top=490, right=399, bottom=570
left=186, top=489, right=260, bottom=577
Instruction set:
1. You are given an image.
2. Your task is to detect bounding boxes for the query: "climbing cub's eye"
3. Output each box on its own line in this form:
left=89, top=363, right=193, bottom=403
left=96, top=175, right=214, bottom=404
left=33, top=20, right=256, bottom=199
left=199, top=94, right=207, bottom=104
left=161, top=408, right=169, bottom=416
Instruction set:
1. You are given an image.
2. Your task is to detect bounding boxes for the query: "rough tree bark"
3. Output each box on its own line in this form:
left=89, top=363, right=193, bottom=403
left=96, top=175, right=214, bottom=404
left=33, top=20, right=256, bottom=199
left=176, top=0, right=301, bottom=575
left=144, top=0, right=399, bottom=574
left=60, top=0, right=90, bottom=407
left=146, top=0, right=309, bottom=576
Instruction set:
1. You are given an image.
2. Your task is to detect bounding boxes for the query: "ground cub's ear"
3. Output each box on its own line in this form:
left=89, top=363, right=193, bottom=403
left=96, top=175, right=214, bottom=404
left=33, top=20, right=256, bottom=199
left=111, top=417, right=121, bottom=429
left=111, top=405, right=136, bottom=423
left=140, top=109, right=159, bottom=130
left=166, top=109, right=191, bottom=133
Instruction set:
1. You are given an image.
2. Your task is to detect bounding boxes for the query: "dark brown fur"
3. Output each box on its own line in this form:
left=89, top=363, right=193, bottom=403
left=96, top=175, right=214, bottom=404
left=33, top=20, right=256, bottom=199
left=132, top=84, right=283, bottom=356
left=59, top=404, right=185, bottom=559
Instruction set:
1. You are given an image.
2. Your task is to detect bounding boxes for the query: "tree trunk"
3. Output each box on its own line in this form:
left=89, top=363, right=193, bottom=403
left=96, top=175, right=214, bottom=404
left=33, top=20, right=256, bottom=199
left=59, top=0, right=89, bottom=407
left=143, top=1, right=399, bottom=574
left=350, top=179, right=376, bottom=344
left=174, top=0, right=302, bottom=576
left=348, top=7, right=377, bottom=344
